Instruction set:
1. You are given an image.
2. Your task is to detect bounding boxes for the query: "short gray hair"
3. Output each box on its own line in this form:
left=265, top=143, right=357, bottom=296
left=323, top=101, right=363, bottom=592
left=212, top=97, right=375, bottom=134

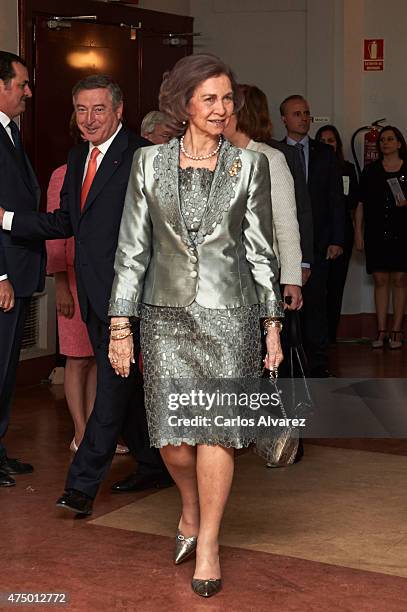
left=159, top=54, right=243, bottom=136
left=72, top=74, right=123, bottom=109
left=280, top=94, right=306, bottom=117
left=141, top=111, right=171, bottom=135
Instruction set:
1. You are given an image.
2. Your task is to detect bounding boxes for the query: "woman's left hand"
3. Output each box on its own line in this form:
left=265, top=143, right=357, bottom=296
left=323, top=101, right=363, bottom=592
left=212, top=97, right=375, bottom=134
left=264, top=326, right=284, bottom=372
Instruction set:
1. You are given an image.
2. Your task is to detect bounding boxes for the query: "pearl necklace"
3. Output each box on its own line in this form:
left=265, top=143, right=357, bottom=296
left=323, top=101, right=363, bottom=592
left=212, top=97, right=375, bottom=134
left=180, top=135, right=222, bottom=160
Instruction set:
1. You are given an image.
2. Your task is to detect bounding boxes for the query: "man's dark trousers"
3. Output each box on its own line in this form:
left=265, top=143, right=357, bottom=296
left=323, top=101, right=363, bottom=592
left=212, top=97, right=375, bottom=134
left=300, top=257, right=330, bottom=372
left=66, top=305, right=163, bottom=499
left=0, top=298, right=30, bottom=459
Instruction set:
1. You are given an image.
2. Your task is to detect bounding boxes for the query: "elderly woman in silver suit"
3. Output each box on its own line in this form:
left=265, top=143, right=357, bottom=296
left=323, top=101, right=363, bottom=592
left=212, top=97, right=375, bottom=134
left=108, top=54, right=283, bottom=598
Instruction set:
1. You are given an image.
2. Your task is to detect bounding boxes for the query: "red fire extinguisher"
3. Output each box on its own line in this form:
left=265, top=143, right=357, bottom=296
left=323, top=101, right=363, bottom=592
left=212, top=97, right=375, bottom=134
left=363, top=125, right=381, bottom=166
left=351, top=118, right=386, bottom=178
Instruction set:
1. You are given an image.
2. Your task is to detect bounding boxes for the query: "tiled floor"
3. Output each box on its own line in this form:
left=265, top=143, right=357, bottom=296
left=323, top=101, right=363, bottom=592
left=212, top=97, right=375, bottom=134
left=92, top=446, right=407, bottom=578
left=2, top=343, right=407, bottom=611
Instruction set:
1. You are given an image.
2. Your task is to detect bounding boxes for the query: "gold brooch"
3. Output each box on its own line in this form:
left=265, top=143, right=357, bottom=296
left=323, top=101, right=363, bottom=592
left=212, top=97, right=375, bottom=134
left=229, top=158, right=242, bottom=177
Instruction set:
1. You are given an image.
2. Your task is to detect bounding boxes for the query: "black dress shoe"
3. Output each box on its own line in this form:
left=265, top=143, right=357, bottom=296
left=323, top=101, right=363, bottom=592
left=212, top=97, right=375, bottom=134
left=56, top=489, right=93, bottom=515
left=0, top=456, right=34, bottom=475
left=111, top=472, right=174, bottom=493
left=0, top=469, right=16, bottom=487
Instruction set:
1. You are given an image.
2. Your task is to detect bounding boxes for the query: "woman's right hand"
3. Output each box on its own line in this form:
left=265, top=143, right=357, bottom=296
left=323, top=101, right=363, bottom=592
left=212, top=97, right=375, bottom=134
left=108, top=335, right=134, bottom=378
left=354, top=232, right=364, bottom=252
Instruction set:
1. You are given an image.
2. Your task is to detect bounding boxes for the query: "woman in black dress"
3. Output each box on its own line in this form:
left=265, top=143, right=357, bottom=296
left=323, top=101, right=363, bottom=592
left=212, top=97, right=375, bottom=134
left=355, top=126, right=407, bottom=348
left=316, top=124, right=358, bottom=343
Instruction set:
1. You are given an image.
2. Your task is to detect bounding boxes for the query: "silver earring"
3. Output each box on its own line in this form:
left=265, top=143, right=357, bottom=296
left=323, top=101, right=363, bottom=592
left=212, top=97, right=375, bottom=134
left=182, top=120, right=187, bottom=125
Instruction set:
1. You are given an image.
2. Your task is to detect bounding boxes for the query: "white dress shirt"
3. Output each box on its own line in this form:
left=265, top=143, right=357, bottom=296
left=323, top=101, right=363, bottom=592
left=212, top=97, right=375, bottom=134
left=81, top=122, right=122, bottom=182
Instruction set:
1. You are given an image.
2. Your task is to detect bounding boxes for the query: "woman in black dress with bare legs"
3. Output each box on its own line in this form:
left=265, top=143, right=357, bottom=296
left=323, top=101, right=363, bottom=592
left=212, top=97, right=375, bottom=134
left=355, top=126, right=407, bottom=349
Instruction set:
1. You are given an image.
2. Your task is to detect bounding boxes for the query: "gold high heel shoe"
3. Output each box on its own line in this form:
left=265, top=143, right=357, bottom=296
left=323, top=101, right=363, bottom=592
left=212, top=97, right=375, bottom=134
left=174, top=530, right=197, bottom=565
left=191, top=578, right=222, bottom=598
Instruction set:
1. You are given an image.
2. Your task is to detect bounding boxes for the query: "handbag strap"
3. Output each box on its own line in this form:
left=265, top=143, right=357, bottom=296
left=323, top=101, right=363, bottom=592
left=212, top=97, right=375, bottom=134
left=289, top=310, right=303, bottom=347
left=288, top=311, right=310, bottom=378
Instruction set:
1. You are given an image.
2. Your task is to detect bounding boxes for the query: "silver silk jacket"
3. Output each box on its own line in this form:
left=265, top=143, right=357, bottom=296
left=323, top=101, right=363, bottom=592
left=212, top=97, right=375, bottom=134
left=108, top=138, right=283, bottom=318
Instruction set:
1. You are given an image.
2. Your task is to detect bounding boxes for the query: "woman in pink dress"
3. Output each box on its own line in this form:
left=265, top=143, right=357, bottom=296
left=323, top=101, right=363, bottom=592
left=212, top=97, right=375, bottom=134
left=46, top=165, right=96, bottom=451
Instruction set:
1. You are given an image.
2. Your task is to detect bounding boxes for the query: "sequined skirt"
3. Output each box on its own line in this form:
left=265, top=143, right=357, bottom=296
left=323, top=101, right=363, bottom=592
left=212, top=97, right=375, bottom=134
left=140, top=302, right=264, bottom=449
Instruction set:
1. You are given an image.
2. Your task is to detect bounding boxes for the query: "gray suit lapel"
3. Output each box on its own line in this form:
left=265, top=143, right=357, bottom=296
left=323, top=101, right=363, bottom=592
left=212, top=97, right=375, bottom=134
left=153, top=138, right=193, bottom=248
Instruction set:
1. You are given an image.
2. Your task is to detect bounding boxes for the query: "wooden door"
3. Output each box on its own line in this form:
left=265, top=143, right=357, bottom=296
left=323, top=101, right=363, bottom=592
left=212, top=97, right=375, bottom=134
left=20, top=0, right=193, bottom=206
left=33, top=17, right=141, bottom=199
left=138, top=29, right=192, bottom=121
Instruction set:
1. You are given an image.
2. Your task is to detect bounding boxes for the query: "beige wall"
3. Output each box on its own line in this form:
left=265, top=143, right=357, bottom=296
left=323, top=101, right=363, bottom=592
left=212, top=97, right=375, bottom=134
left=363, top=0, right=407, bottom=134
left=0, top=0, right=18, bottom=53
left=191, top=0, right=307, bottom=139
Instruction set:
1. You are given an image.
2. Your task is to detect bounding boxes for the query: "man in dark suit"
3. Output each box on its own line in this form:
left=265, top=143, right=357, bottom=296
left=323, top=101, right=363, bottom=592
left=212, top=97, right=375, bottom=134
left=0, top=74, right=170, bottom=511
left=0, top=51, right=43, bottom=487
left=280, top=95, right=344, bottom=377
left=264, top=138, right=314, bottom=465
left=267, top=138, right=314, bottom=274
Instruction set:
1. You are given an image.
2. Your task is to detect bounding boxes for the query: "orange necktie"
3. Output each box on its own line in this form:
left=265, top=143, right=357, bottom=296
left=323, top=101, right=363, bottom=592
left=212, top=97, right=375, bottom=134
left=81, top=147, right=100, bottom=210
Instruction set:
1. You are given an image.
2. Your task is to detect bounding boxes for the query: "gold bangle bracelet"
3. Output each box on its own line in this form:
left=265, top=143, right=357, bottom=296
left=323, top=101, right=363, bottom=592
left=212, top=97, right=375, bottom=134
left=110, top=332, right=133, bottom=341
left=263, top=316, right=280, bottom=325
left=263, top=320, right=283, bottom=333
